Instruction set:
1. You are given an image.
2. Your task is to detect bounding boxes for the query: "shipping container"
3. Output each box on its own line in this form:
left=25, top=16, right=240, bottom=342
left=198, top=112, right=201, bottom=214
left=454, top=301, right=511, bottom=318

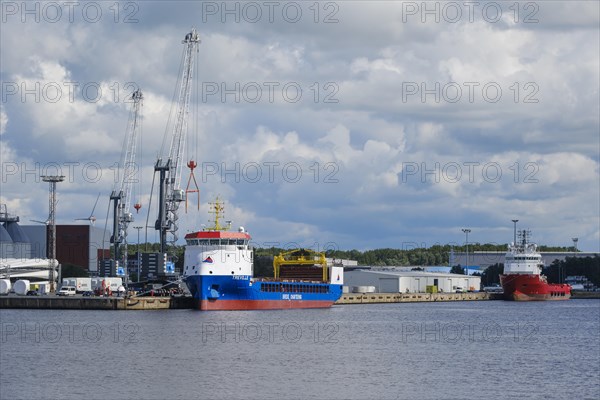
left=62, top=277, right=92, bottom=293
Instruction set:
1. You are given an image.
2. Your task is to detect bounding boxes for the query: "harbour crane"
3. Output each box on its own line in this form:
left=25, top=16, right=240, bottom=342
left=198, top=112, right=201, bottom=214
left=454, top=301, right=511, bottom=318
left=110, top=89, right=143, bottom=276
left=154, top=28, right=201, bottom=255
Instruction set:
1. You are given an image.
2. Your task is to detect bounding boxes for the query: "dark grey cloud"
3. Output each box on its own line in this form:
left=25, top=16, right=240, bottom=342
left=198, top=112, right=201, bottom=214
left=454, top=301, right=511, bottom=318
left=1, top=0, right=598, bottom=250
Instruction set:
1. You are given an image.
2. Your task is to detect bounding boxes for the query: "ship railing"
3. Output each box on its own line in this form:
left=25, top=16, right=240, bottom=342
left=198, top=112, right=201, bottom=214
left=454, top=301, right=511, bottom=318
left=255, top=277, right=325, bottom=284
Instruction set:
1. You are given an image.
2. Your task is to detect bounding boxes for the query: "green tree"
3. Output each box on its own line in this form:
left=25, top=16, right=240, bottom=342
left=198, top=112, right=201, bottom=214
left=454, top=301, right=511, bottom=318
left=481, top=263, right=504, bottom=286
left=544, top=256, right=600, bottom=286
left=450, top=265, right=465, bottom=274
left=254, top=255, right=274, bottom=278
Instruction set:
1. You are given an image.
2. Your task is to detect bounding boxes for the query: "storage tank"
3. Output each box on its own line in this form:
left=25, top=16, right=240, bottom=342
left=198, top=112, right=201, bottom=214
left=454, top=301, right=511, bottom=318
left=1, top=224, right=14, bottom=259
left=0, top=279, right=11, bottom=294
left=3, top=221, right=31, bottom=243
left=0, top=225, right=13, bottom=243
left=352, top=285, right=376, bottom=293
left=3, top=221, right=32, bottom=259
left=14, top=280, right=30, bottom=295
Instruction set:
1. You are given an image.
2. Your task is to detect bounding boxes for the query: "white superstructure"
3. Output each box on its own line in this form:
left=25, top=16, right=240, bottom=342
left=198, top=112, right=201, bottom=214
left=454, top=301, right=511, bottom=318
left=183, top=230, right=253, bottom=278
left=504, top=230, right=543, bottom=275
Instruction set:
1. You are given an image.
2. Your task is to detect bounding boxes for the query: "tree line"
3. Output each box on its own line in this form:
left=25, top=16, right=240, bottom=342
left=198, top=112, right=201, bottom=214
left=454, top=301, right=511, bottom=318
left=111, top=243, right=595, bottom=283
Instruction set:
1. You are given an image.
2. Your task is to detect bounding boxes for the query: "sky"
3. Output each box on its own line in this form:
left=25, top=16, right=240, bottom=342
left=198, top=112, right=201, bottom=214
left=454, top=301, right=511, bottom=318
left=1, top=1, right=599, bottom=252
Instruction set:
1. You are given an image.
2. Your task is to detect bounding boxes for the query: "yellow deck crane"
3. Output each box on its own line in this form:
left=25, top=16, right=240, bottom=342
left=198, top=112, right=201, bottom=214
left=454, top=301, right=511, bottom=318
left=273, top=249, right=328, bottom=282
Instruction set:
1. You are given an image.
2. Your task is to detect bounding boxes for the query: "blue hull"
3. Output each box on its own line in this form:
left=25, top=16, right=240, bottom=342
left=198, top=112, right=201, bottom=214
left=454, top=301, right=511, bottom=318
left=184, top=275, right=343, bottom=310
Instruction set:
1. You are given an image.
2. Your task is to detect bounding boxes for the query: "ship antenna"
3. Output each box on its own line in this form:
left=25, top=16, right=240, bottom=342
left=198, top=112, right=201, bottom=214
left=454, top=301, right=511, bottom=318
left=208, top=196, right=226, bottom=231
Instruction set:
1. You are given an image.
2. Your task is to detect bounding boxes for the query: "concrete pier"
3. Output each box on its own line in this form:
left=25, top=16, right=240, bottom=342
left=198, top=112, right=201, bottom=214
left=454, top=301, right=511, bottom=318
left=335, top=292, right=501, bottom=304
left=571, top=291, right=600, bottom=299
left=12, top=291, right=595, bottom=309
left=0, top=295, right=194, bottom=310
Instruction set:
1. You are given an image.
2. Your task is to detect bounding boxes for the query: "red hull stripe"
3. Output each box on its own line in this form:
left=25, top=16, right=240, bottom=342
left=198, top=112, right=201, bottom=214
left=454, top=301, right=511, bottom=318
left=500, top=274, right=571, bottom=301
left=197, top=299, right=334, bottom=310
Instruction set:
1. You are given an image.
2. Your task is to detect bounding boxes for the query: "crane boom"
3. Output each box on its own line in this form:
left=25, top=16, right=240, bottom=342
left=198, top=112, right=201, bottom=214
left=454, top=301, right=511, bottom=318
left=110, top=89, right=143, bottom=272
left=122, top=89, right=143, bottom=215
left=169, top=29, right=200, bottom=190
left=155, top=28, right=200, bottom=254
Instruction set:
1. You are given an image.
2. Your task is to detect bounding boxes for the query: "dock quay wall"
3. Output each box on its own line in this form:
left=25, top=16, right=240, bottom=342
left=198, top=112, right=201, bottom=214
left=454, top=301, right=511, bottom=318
left=0, top=296, right=194, bottom=310
left=6, top=291, right=598, bottom=309
left=571, top=291, right=600, bottom=299
left=335, top=292, right=502, bottom=304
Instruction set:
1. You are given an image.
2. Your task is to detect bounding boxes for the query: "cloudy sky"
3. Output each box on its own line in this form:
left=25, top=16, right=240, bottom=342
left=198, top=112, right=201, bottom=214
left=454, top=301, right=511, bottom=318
left=1, top=1, right=599, bottom=252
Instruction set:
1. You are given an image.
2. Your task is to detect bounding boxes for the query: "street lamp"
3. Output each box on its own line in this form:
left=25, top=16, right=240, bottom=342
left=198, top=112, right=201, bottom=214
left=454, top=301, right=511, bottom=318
left=134, top=226, right=143, bottom=283
left=512, top=219, right=519, bottom=245
left=567, top=237, right=578, bottom=284
left=41, top=175, right=65, bottom=292
left=462, top=229, right=471, bottom=276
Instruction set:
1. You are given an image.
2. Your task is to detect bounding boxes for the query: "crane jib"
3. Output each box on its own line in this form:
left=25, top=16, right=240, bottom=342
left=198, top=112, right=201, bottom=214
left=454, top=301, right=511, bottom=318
left=153, top=28, right=201, bottom=255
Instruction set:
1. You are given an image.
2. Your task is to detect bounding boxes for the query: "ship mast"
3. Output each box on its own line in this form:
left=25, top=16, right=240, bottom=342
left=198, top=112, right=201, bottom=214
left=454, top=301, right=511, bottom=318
left=206, top=197, right=231, bottom=231
left=516, top=229, right=532, bottom=252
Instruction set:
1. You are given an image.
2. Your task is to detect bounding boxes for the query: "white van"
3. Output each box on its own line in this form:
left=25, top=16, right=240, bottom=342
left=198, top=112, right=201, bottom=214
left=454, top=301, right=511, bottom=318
left=57, top=286, right=76, bottom=296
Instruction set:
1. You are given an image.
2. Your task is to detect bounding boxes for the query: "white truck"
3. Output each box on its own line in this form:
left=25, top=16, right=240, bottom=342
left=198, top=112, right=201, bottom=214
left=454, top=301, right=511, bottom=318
left=62, top=278, right=92, bottom=294
left=57, top=286, right=76, bottom=296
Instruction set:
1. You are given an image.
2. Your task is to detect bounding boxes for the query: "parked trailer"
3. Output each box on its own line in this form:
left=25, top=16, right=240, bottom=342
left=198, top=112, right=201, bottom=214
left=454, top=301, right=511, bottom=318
left=62, top=278, right=92, bottom=293
left=91, top=277, right=123, bottom=292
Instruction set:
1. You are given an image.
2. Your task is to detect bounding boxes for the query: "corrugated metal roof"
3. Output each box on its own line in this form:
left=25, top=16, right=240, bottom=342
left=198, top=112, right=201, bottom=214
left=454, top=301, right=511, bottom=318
left=349, top=269, right=477, bottom=278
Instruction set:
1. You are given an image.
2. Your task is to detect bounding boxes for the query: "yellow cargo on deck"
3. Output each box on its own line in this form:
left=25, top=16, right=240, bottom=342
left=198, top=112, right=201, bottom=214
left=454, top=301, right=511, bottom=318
left=426, top=285, right=438, bottom=293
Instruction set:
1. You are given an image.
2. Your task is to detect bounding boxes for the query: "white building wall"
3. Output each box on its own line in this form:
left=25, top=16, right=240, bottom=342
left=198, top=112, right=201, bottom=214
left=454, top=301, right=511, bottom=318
left=398, top=277, right=410, bottom=293
left=346, top=270, right=481, bottom=293
left=379, top=278, right=399, bottom=293
left=344, top=270, right=381, bottom=289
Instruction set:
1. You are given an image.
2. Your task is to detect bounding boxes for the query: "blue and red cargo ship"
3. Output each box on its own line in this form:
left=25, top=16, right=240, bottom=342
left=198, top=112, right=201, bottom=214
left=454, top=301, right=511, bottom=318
left=183, top=200, right=344, bottom=310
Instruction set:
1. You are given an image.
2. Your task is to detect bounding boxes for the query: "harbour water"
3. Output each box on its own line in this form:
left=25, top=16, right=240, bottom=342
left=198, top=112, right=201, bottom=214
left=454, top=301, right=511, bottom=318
left=1, top=300, right=598, bottom=400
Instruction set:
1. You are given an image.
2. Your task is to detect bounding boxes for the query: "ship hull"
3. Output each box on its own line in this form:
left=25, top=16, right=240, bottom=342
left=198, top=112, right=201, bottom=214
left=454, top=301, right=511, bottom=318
left=197, top=299, right=335, bottom=310
left=500, top=274, right=571, bottom=301
left=185, top=275, right=343, bottom=311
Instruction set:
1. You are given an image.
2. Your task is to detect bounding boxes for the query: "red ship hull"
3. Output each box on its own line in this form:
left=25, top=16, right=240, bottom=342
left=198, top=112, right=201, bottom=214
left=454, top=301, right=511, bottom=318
left=500, top=274, right=571, bottom=301
left=197, top=299, right=335, bottom=311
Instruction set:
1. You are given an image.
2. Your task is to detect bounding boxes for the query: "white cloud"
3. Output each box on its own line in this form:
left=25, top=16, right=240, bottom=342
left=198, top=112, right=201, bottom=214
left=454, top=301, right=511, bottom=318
left=1, top=1, right=598, bottom=251
left=0, top=107, right=7, bottom=136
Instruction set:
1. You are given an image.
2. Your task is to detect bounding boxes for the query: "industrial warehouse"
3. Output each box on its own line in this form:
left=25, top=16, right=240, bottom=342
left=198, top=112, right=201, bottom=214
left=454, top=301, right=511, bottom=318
left=344, top=268, right=481, bottom=293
